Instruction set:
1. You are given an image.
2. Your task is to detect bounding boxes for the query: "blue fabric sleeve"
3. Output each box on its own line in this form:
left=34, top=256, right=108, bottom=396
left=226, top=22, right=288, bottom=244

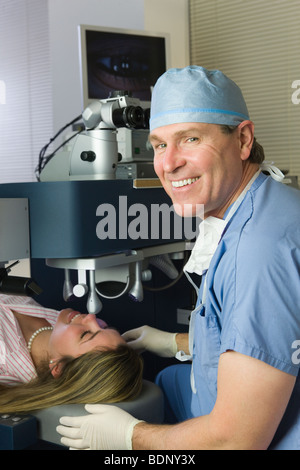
left=220, top=211, right=300, bottom=376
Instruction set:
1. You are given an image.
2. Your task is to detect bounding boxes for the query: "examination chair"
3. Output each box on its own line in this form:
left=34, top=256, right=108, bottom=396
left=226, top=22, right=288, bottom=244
left=32, top=379, right=164, bottom=447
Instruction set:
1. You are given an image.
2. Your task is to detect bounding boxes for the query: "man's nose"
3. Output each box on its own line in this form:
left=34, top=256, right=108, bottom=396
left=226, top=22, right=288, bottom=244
left=163, top=144, right=185, bottom=173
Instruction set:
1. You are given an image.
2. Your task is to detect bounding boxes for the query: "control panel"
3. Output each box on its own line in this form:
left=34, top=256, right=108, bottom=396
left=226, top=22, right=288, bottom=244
left=0, top=414, right=37, bottom=450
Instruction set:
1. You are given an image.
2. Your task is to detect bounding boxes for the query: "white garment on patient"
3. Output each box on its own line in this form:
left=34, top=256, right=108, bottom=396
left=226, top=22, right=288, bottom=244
left=0, top=294, right=57, bottom=385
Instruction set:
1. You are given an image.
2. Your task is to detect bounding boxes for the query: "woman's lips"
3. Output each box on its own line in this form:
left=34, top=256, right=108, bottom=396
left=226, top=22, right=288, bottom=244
left=67, top=311, right=81, bottom=323
left=66, top=310, right=108, bottom=328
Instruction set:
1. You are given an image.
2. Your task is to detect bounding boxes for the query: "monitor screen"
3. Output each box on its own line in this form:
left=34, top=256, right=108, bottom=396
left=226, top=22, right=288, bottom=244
left=78, top=25, right=170, bottom=108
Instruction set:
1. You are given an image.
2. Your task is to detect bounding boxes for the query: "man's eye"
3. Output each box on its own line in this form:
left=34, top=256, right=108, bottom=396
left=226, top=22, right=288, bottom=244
left=156, top=143, right=166, bottom=150
left=187, top=137, right=198, bottom=143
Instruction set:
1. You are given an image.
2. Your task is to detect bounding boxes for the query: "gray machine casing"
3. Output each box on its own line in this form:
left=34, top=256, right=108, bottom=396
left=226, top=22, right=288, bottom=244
left=0, top=179, right=183, bottom=259
left=0, top=180, right=190, bottom=447
left=33, top=380, right=164, bottom=447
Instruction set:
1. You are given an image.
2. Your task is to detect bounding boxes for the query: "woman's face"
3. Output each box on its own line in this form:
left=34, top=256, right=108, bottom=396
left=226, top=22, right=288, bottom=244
left=48, top=309, right=126, bottom=361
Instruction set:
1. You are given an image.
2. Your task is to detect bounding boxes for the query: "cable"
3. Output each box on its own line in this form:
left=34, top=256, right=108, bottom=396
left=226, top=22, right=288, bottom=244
left=143, top=269, right=185, bottom=292
left=36, top=114, right=82, bottom=181
left=143, top=251, right=190, bottom=293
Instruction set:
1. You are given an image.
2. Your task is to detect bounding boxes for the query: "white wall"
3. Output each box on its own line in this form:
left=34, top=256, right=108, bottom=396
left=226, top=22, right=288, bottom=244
left=144, top=0, right=190, bottom=69
left=0, top=0, right=52, bottom=183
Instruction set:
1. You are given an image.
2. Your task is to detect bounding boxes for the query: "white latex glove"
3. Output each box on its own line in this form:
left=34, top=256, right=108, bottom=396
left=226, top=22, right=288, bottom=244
left=56, top=404, right=142, bottom=450
left=122, top=325, right=178, bottom=358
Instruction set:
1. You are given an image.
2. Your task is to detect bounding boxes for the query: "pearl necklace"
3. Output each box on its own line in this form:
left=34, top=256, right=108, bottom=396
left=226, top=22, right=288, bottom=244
left=27, top=326, right=53, bottom=352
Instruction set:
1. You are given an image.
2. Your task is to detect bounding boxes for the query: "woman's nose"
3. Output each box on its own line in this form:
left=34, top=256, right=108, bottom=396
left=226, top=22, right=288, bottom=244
left=81, top=313, right=98, bottom=326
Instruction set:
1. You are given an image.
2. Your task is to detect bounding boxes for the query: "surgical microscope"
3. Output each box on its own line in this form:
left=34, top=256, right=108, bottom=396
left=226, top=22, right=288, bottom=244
left=40, top=92, right=191, bottom=315
left=0, top=92, right=196, bottom=449
left=0, top=91, right=193, bottom=317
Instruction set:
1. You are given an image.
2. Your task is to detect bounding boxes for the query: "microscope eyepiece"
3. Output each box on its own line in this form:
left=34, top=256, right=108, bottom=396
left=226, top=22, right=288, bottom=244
left=0, top=262, right=42, bottom=297
left=0, top=275, right=42, bottom=296
left=112, top=106, right=150, bottom=129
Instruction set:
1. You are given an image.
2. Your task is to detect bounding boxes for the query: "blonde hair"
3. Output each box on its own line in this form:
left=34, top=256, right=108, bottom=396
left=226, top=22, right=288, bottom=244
left=0, top=345, right=143, bottom=414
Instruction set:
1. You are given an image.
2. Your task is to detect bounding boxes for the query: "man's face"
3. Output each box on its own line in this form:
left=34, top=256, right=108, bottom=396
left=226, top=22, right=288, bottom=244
left=150, top=122, right=247, bottom=218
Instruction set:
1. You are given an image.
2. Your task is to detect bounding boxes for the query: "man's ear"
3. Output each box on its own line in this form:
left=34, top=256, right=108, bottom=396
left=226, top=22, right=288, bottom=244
left=238, top=120, right=254, bottom=161
left=49, top=359, right=64, bottom=379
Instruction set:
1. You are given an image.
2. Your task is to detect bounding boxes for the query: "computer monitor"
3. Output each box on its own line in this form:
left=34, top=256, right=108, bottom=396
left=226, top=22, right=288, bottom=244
left=78, top=24, right=170, bottom=109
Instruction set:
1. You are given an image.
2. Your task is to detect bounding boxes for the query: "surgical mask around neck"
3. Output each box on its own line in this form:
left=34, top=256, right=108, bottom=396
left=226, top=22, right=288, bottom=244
left=183, top=216, right=226, bottom=277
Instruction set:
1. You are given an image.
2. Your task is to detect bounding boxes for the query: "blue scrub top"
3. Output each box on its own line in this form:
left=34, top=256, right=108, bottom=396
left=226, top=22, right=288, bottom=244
left=191, top=173, right=300, bottom=450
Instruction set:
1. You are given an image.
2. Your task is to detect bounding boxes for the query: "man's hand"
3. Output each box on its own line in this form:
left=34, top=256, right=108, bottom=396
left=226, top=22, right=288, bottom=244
left=122, top=325, right=178, bottom=357
left=56, top=405, right=142, bottom=450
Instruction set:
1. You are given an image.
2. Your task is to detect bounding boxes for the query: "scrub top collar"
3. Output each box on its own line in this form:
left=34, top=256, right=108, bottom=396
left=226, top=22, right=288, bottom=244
left=184, top=163, right=284, bottom=284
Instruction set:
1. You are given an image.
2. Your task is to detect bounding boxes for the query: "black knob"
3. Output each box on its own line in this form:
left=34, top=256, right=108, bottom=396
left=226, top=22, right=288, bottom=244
left=81, top=151, right=96, bottom=162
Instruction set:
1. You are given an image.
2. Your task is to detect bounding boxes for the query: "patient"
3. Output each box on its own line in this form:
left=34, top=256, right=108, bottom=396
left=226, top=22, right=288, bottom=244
left=0, top=294, right=143, bottom=413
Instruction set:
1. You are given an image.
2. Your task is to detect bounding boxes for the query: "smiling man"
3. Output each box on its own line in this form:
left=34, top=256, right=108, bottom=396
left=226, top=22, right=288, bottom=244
left=57, top=66, right=300, bottom=450
left=150, top=121, right=257, bottom=219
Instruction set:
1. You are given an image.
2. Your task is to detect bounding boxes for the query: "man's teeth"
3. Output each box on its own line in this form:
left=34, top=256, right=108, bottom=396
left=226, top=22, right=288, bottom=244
left=172, top=177, right=199, bottom=188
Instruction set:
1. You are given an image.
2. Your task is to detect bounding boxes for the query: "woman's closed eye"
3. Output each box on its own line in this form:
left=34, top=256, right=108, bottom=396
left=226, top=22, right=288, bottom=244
left=80, top=330, right=101, bottom=343
left=80, top=330, right=91, bottom=340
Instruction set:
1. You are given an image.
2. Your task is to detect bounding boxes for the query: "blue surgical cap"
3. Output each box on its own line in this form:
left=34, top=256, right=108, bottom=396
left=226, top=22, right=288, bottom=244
left=150, top=66, right=249, bottom=132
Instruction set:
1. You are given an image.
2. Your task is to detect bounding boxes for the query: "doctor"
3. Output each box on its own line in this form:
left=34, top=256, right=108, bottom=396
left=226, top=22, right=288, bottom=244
left=57, top=66, right=300, bottom=450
